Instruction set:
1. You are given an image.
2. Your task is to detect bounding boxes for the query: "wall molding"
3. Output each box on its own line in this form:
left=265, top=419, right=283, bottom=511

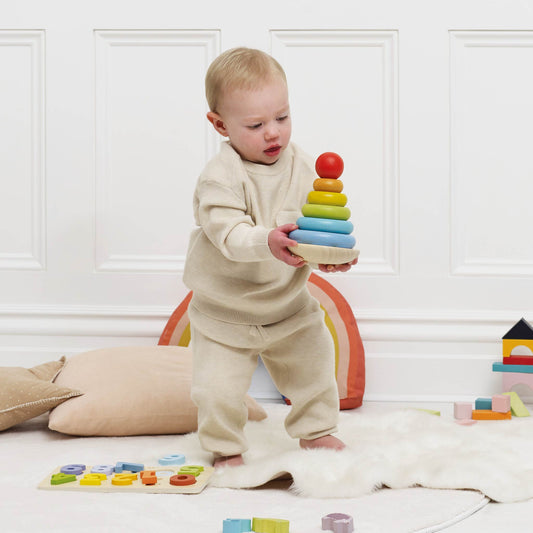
left=271, top=30, right=400, bottom=276
left=0, top=30, right=46, bottom=271
left=450, top=30, right=533, bottom=277
left=94, top=29, right=219, bottom=273
left=0, top=303, right=525, bottom=341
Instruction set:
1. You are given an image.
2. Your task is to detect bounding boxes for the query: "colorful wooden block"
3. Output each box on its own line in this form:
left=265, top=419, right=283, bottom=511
left=503, top=355, right=533, bottom=366
left=472, top=409, right=512, bottom=420
left=493, top=362, right=533, bottom=374
left=503, top=339, right=533, bottom=358
left=491, top=394, right=511, bottom=413
left=322, top=513, right=354, bottom=533
left=223, top=519, right=252, bottom=533
left=455, top=418, right=477, bottom=426
left=454, top=402, right=473, bottom=419
left=503, top=391, right=530, bottom=417
left=475, top=398, right=492, bottom=410
left=502, top=371, right=533, bottom=394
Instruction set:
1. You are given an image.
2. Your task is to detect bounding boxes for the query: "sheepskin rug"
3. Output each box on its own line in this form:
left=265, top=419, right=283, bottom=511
left=182, top=403, right=533, bottom=502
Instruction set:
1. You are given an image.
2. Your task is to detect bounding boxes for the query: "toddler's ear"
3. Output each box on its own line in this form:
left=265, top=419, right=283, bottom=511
left=207, top=111, right=229, bottom=137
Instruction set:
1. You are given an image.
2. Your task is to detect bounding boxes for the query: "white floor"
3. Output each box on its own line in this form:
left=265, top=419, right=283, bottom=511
left=363, top=399, right=533, bottom=532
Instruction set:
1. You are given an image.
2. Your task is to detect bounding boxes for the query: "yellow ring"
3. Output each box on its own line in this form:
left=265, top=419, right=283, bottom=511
left=313, top=178, right=343, bottom=193
left=301, top=204, right=351, bottom=220
left=307, top=190, right=347, bottom=207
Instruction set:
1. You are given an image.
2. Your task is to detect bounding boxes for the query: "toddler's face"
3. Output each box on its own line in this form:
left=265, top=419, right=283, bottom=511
left=209, top=77, right=291, bottom=165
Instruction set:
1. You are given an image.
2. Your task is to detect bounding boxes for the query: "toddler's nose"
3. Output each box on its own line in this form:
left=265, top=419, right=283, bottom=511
left=264, top=123, right=280, bottom=141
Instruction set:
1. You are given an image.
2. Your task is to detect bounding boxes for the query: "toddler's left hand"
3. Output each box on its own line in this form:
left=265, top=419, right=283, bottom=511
left=318, top=257, right=358, bottom=273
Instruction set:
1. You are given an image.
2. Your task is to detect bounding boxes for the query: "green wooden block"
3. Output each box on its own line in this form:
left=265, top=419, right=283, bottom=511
left=503, top=391, right=530, bottom=417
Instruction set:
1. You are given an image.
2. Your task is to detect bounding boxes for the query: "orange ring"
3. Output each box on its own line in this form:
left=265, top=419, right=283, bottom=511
left=169, top=474, right=196, bottom=486
left=314, top=178, right=343, bottom=193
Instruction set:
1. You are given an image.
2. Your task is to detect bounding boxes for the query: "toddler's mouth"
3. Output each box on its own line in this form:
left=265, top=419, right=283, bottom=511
left=264, top=145, right=282, bottom=157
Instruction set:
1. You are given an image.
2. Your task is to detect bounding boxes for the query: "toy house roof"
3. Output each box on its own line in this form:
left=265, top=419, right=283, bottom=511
left=503, top=318, right=533, bottom=340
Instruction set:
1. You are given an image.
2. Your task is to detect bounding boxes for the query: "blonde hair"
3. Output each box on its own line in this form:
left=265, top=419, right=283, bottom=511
left=205, top=47, right=287, bottom=112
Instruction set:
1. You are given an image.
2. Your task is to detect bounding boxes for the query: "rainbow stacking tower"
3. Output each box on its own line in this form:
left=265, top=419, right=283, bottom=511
left=288, top=152, right=359, bottom=265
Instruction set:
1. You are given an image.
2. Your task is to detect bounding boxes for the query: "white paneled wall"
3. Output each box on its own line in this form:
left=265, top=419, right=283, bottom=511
left=1, top=0, right=533, bottom=404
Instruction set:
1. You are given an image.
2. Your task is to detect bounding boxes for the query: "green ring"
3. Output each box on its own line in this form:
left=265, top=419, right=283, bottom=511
left=301, top=204, right=351, bottom=220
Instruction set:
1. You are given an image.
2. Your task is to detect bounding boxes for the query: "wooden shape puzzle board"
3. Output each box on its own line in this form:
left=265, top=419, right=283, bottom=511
left=38, top=465, right=213, bottom=494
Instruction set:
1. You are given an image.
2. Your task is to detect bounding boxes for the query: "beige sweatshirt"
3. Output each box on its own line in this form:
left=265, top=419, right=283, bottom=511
left=183, top=141, right=316, bottom=325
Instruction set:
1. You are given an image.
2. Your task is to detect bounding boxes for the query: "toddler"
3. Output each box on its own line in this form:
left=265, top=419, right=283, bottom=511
left=183, top=47, right=357, bottom=468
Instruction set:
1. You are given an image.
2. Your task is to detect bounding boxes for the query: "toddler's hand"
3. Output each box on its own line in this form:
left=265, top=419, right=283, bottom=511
left=318, top=257, right=358, bottom=273
left=268, top=224, right=307, bottom=268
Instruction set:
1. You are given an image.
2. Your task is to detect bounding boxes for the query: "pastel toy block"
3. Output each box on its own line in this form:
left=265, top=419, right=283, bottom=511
left=502, top=371, right=533, bottom=394
left=322, top=513, right=354, bottom=533
left=158, top=454, right=186, bottom=466
left=491, top=394, right=511, bottom=413
left=493, top=362, right=533, bottom=374
left=455, top=418, right=477, bottom=426
left=472, top=409, right=512, bottom=420
left=475, top=398, right=492, bottom=410
left=252, top=517, right=290, bottom=533
left=222, top=519, right=252, bottom=533
left=503, top=391, right=530, bottom=417
left=60, top=464, right=85, bottom=475
left=50, top=473, right=77, bottom=485
left=115, top=461, right=144, bottom=473
left=454, top=402, right=473, bottom=419
left=504, top=355, right=533, bottom=366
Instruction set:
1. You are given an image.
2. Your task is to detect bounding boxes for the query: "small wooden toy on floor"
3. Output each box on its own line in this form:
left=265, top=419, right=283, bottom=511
left=39, top=460, right=213, bottom=494
left=322, top=513, right=354, bottom=533
left=223, top=517, right=289, bottom=533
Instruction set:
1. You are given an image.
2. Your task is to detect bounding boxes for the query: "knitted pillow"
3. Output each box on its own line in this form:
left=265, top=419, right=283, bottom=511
left=159, top=273, right=365, bottom=409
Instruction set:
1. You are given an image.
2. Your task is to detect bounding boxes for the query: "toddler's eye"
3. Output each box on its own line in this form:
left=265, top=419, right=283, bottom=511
left=277, top=115, right=289, bottom=122
left=248, top=123, right=262, bottom=130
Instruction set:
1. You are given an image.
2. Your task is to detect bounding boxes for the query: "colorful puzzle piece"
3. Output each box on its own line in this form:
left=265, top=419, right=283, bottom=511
left=158, top=454, right=186, bottom=466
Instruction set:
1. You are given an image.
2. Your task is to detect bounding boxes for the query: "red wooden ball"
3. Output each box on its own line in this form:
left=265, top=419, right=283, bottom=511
left=315, top=152, right=344, bottom=179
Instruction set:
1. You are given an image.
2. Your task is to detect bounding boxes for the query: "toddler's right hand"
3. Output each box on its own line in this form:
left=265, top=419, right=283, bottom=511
left=268, top=224, right=307, bottom=268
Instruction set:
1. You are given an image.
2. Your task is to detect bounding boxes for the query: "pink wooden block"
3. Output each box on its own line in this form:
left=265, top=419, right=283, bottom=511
left=454, top=402, right=473, bottom=419
left=502, top=371, right=533, bottom=393
left=492, top=394, right=511, bottom=413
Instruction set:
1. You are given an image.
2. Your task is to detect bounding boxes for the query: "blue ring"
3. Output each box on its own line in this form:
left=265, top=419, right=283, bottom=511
left=296, top=217, right=353, bottom=234
left=289, top=229, right=355, bottom=249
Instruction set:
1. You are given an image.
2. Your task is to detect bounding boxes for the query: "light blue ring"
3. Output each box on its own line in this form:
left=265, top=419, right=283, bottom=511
left=289, top=229, right=355, bottom=249
left=296, top=216, right=353, bottom=234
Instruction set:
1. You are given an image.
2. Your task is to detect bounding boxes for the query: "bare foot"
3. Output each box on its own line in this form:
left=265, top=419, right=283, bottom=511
left=213, top=454, right=244, bottom=468
left=299, top=435, right=346, bottom=451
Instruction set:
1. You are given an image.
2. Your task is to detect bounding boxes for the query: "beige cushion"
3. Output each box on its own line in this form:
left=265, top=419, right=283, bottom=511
left=49, top=346, right=267, bottom=436
left=0, top=357, right=82, bottom=431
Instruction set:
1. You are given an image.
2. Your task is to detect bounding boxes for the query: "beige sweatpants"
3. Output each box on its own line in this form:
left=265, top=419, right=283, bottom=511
left=189, top=298, right=340, bottom=457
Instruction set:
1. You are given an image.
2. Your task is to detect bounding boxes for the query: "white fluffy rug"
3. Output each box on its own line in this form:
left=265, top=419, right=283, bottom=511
left=187, top=403, right=533, bottom=503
